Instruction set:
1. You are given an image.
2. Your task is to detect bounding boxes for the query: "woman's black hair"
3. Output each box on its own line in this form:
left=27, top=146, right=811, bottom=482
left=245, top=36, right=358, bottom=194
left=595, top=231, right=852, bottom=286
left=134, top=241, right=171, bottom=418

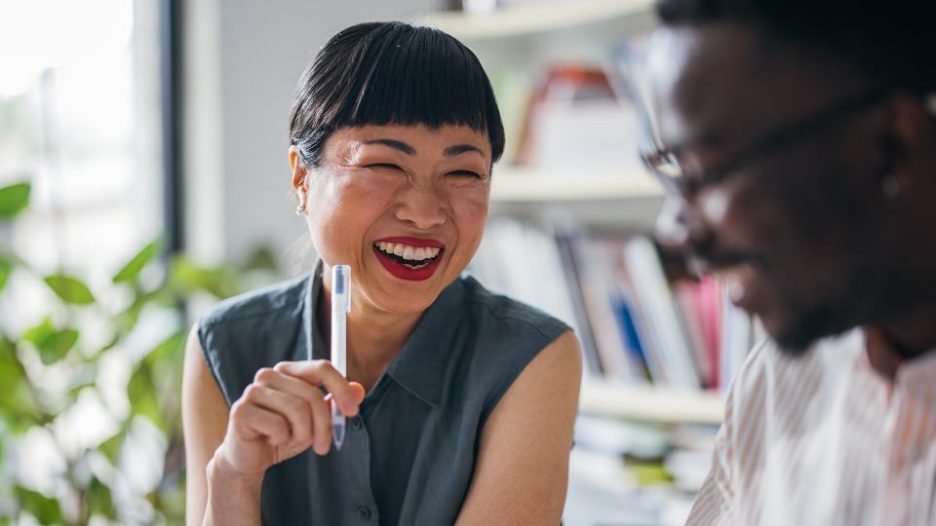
left=289, top=22, right=505, bottom=168
left=655, top=0, right=936, bottom=93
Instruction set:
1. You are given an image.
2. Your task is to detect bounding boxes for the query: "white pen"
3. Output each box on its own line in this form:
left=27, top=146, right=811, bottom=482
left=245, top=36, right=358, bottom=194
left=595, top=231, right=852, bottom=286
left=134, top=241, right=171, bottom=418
left=330, top=264, right=351, bottom=451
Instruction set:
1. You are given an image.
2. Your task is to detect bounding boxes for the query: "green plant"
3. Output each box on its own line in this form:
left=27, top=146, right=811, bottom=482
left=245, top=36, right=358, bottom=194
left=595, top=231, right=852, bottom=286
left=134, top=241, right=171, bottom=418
left=0, top=181, right=279, bottom=525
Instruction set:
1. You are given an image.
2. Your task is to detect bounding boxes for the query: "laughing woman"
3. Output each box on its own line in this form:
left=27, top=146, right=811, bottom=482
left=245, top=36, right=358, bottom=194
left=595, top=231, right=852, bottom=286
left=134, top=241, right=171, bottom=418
left=182, top=22, right=581, bottom=526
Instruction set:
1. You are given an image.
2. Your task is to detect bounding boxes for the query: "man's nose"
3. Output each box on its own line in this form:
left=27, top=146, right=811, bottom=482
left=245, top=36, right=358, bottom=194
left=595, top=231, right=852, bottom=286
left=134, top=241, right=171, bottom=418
left=394, top=181, right=448, bottom=231
left=654, top=194, right=710, bottom=252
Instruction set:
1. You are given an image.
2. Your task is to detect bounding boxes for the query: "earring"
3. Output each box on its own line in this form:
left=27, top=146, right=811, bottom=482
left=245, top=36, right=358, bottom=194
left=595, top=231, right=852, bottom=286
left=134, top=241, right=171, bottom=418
left=295, top=204, right=304, bottom=216
left=882, top=173, right=901, bottom=199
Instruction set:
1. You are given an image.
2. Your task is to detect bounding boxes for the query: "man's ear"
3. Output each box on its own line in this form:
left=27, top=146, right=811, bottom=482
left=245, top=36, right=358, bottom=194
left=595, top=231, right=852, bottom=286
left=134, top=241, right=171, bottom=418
left=887, top=94, right=936, bottom=194
left=289, top=146, right=309, bottom=212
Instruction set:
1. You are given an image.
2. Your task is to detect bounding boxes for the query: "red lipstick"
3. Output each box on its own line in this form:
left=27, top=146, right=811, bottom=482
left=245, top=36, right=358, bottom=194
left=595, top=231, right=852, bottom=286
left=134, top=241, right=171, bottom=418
left=375, top=237, right=445, bottom=248
left=373, top=237, right=446, bottom=281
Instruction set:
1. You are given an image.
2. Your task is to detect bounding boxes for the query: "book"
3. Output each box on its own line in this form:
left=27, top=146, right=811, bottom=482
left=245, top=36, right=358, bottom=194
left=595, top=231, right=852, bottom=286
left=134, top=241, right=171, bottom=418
left=514, top=64, right=643, bottom=174
left=570, top=234, right=646, bottom=382
left=622, top=236, right=700, bottom=391
left=674, top=277, right=722, bottom=389
left=471, top=219, right=753, bottom=392
left=471, top=218, right=605, bottom=375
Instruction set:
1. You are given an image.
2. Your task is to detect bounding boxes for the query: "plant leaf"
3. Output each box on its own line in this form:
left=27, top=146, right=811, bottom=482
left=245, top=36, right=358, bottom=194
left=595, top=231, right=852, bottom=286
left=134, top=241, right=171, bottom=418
left=243, top=245, right=278, bottom=272
left=98, top=427, right=126, bottom=464
left=145, top=331, right=186, bottom=366
left=128, top=363, right=163, bottom=428
left=0, top=182, right=30, bottom=219
left=44, top=274, right=95, bottom=305
left=113, top=239, right=162, bottom=283
left=13, top=486, right=63, bottom=524
left=23, top=318, right=54, bottom=347
left=169, top=257, right=241, bottom=299
left=0, top=257, right=12, bottom=293
left=0, top=337, right=54, bottom=430
left=24, top=318, right=79, bottom=364
left=38, top=328, right=78, bottom=365
left=0, top=337, right=26, bottom=403
left=87, top=476, right=115, bottom=518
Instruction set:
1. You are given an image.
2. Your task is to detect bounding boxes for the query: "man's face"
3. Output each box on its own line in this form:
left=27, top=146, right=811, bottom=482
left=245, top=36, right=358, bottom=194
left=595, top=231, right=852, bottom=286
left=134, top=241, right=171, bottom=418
left=646, top=22, right=907, bottom=352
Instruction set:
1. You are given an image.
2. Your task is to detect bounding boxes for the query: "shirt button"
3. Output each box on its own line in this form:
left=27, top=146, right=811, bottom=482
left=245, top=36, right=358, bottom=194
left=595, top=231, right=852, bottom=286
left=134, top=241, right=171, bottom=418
left=351, top=416, right=363, bottom=430
left=356, top=504, right=373, bottom=521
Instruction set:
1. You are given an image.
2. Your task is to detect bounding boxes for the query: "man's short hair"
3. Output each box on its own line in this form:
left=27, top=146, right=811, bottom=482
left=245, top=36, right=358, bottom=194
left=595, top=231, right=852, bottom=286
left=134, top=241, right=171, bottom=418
left=655, top=0, right=936, bottom=93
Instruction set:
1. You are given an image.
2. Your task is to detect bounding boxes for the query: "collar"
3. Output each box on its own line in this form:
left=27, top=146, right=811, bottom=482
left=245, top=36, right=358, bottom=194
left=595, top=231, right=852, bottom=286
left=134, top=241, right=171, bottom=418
left=301, top=259, right=466, bottom=408
left=863, top=326, right=936, bottom=396
left=301, top=260, right=324, bottom=362
left=383, top=278, right=465, bottom=408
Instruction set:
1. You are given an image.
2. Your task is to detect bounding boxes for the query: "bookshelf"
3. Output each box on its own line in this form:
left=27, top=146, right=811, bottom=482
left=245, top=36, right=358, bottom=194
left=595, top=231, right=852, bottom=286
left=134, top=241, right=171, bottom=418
left=580, top=379, right=724, bottom=425
left=490, top=167, right=662, bottom=203
left=419, top=3, right=738, bottom=423
left=420, top=5, right=737, bottom=521
left=417, top=0, right=654, bottom=41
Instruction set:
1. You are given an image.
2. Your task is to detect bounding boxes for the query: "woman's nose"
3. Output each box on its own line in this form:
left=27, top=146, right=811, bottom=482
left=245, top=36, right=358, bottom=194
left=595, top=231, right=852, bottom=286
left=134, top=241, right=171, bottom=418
left=394, top=182, right=448, bottom=231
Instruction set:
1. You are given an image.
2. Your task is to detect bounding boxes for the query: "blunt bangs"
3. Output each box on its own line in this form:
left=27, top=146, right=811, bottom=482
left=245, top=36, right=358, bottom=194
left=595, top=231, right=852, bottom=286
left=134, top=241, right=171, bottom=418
left=290, top=22, right=505, bottom=167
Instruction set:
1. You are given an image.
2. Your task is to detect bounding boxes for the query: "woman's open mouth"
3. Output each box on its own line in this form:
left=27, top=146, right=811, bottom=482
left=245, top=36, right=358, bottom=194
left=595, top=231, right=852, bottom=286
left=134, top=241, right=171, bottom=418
left=373, top=238, right=445, bottom=281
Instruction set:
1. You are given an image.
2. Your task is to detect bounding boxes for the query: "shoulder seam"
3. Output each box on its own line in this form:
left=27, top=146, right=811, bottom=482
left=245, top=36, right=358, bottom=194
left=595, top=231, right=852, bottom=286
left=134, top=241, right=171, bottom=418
left=200, top=300, right=299, bottom=328
left=466, top=296, right=567, bottom=342
left=199, top=275, right=310, bottom=328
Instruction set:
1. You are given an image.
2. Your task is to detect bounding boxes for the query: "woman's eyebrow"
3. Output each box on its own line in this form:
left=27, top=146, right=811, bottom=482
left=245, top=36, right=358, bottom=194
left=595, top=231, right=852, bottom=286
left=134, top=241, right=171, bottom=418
left=364, top=138, right=416, bottom=155
left=443, top=144, right=483, bottom=157
left=361, top=139, right=483, bottom=158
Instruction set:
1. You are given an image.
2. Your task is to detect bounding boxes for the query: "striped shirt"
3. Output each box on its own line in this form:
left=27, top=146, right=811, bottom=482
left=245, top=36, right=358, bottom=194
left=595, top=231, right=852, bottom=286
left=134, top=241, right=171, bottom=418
left=688, top=328, right=936, bottom=525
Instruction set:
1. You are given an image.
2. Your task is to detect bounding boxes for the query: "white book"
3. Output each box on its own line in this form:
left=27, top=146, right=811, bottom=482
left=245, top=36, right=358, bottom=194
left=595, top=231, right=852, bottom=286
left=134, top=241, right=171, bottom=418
left=572, top=236, right=637, bottom=382
left=623, top=236, right=700, bottom=391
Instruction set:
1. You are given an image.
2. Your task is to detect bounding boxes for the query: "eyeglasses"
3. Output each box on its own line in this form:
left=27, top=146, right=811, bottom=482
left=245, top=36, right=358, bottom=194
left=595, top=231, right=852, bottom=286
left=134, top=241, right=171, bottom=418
left=641, top=88, right=891, bottom=200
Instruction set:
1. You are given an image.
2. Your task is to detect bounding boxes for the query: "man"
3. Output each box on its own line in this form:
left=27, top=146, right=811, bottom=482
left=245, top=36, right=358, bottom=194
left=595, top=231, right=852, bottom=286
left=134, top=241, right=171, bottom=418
left=639, top=0, right=936, bottom=524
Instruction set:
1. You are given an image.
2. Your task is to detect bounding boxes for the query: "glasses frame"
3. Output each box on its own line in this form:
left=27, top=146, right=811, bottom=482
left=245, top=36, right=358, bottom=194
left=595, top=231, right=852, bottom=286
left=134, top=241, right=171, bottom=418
left=641, top=87, right=892, bottom=200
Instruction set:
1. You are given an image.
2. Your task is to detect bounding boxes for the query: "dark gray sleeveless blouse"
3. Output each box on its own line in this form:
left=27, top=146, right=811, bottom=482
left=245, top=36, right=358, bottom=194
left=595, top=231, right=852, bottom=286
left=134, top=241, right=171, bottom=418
left=197, top=266, right=569, bottom=526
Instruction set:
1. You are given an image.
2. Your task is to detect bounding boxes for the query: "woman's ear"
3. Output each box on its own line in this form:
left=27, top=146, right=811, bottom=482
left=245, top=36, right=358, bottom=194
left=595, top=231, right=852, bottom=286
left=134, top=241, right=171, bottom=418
left=289, top=146, right=309, bottom=214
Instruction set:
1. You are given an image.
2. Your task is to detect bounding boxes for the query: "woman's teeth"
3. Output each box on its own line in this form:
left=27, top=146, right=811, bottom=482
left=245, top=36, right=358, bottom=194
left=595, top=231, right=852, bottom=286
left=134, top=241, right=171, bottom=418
left=375, top=242, right=442, bottom=268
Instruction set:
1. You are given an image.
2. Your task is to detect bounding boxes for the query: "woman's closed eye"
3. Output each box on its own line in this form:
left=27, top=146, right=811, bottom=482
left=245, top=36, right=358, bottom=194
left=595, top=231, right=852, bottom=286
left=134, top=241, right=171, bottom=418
left=447, top=169, right=484, bottom=179
left=361, top=162, right=488, bottom=182
left=364, top=163, right=403, bottom=171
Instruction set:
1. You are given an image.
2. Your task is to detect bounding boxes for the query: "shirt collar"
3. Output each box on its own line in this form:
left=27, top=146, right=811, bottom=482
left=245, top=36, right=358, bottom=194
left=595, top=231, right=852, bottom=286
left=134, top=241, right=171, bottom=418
left=863, top=326, right=936, bottom=397
left=384, top=278, right=465, bottom=408
left=302, top=260, right=324, bottom=362
left=302, top=259, right=465, bottom=408
left=895, top=350, right=936, bottom=396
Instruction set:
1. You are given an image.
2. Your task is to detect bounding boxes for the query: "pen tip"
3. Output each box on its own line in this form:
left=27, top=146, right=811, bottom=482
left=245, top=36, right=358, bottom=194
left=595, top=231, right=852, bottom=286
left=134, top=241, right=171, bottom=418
left=333, top=425, right=345, bottom=450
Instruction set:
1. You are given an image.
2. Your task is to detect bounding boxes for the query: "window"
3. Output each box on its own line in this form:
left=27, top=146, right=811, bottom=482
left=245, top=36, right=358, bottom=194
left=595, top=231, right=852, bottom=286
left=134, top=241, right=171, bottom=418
left=0, top=0, right=164, bottom=329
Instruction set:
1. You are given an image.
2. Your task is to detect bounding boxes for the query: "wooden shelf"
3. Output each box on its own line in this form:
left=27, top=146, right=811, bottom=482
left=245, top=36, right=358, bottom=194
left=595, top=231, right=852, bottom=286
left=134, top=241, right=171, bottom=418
left=417, top=0, right=654, bottom=41
left=490, top=167, right=662, bottom=202
left=579, top=378, right=724, bottom=424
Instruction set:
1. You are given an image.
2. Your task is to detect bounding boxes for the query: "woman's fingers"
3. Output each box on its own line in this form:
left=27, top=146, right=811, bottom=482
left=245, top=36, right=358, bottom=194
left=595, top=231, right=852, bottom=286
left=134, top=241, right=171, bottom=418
left=274, top=360, right=366, bottom=415
left=241, top=382, right=313, bottom=448
left=227, top=361, right=368, bottom=462
left=348, top=381, right=366, bottom=402
left=309, top=387, right=333, bottom=455
left=230, top=398, right=291, bottom=446
left=254, top=367, right=334, bottom=455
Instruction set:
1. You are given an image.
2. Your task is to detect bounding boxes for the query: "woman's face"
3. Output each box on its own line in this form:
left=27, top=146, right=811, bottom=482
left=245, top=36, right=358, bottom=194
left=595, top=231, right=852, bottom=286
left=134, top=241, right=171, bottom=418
left=290, top=124, right=492, bottom=316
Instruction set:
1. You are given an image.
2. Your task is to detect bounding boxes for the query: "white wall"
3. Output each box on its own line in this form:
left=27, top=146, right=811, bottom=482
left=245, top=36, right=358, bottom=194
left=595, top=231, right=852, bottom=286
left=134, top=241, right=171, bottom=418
left=184, top=0, right=437, bottom=268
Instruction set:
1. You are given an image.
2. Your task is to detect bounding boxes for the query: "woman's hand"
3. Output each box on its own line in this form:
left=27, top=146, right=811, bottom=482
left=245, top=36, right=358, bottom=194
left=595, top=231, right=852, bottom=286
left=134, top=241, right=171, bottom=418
left=212, top=360, right=366, bottom=479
